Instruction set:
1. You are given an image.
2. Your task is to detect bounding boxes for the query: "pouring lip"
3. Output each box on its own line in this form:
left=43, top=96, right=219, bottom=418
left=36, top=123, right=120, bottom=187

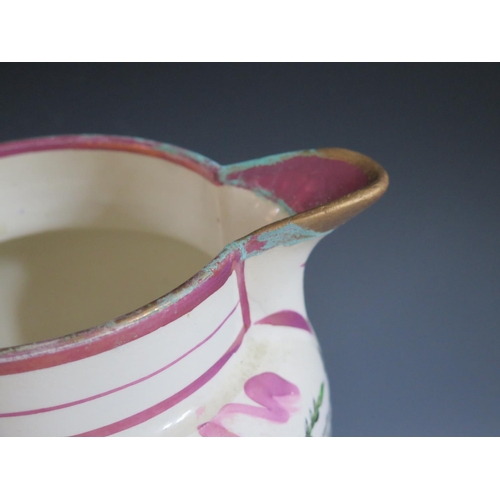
left=228, top=147, right=389, bottom=239
left=0, top=135, right=388, bottom=374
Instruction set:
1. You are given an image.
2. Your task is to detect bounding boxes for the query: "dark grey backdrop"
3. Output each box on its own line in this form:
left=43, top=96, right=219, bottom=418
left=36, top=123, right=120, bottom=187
left=1, top=64, right=498, bottom=436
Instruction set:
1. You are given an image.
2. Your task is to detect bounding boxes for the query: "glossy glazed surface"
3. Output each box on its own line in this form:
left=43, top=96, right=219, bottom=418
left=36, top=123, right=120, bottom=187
left=0, top=136, right=387, bottom=436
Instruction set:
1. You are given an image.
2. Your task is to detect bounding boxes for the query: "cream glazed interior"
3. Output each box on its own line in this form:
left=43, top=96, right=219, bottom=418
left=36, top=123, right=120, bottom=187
left=0, top=147, right=287, bottom=348
left=0, top=136, right=387, bottom=436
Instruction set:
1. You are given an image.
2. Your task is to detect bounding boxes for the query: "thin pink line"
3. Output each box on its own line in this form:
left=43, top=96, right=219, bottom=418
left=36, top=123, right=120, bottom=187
left=74, top=325, right=247, bottom=436
left=235, top=260, right=250, bottom=329
left=73, top=260, right=251, bottom=437
left=0, top=302, right=239, bottom=418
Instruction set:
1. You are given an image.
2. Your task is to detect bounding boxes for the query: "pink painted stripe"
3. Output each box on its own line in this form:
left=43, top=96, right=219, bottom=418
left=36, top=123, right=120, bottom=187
left=0, top=303, right=239, bottom=418
left=236, top=260, right=250, bottom=329
left=73, top=260, right=251, bottom=437
left=74, top=324, right=247, bottom=436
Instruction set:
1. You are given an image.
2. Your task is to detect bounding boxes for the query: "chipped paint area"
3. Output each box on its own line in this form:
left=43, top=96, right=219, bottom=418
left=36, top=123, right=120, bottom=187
left=240, top=223, right=330, bottom=260
left=154, top=223, right=328, bottom=310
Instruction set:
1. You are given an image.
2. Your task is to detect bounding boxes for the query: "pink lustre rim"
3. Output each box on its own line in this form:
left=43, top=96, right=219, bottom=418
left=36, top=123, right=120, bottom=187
left=0, top=135, right=237, bottom=374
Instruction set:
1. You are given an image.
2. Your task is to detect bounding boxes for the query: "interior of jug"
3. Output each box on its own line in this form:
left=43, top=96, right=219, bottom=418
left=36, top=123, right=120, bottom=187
left=0, top=146, right=286, bottom=348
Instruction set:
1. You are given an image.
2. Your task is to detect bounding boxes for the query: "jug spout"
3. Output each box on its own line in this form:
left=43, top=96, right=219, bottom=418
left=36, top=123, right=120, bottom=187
left=219, top=148, right=388, bottom=258
left=211, top=147, right=389, bottom=357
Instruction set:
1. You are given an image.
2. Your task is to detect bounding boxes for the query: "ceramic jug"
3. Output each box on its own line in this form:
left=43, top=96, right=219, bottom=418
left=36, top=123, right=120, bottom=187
left=0, top=136, right=388, bottom=436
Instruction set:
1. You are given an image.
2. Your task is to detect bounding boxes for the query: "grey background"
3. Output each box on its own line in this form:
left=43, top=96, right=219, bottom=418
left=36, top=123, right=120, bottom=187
left=1, top=64, right=498, bottom=435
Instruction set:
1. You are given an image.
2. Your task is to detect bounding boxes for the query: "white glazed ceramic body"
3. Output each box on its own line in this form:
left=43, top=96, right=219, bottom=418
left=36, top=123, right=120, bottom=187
left=0, top=136, right=387, bottom=436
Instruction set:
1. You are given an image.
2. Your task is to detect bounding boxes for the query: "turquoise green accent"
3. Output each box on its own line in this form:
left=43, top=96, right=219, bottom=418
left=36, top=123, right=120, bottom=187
left=154, top=225, right=330, bottom=309
left=220, top=149, right=316, bottom=175
left=239, top=223, right=329, bottom=260
left=156, top=142, right=220, bottom=170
